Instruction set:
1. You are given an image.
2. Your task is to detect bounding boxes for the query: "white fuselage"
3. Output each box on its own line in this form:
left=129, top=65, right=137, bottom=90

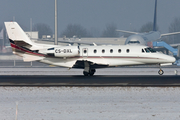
left=4, top=22, right=176, bottom=76
left=39, top=45, right=175, bottom=68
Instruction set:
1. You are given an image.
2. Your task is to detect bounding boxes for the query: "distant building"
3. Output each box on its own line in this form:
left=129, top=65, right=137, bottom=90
left=42, top=35, right=52, bottom=39
left=25, top=31, right=38, bottom=39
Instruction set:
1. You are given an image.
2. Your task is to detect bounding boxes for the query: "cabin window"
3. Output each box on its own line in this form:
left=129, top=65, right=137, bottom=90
left=118, top=49, right=121, bottom=53
left=94, top=49, right=97, bottom=53
left=126, top=49, right=130, bottom=53
left=110, top=49, right=113, bottom=53
left=84, top=49, right=87, bottom=53
left=142, top=49, right=145, bottom=53
left=102, top=49, right=105, bottom=53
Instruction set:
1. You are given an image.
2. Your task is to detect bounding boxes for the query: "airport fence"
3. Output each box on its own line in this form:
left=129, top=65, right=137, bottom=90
left=0, top=60, right=50, bottom=67
left=0, top=53, right=52, bottom=67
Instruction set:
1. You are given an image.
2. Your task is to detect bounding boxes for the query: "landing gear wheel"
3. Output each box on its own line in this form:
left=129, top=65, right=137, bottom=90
left=158, top=69, right=164, bottom=75
left=83, top=71, right=89, bottom=76
left=83, top=69, right=96, bottom=76
left=89, top=69, right=96, bottom=76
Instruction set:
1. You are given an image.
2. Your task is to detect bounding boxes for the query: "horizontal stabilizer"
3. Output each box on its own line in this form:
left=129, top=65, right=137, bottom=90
left=23, top=54, right=44, bottom=62
left=116, top=30, right=139, bottom=34
left=161, top=31, right=180, bottom=36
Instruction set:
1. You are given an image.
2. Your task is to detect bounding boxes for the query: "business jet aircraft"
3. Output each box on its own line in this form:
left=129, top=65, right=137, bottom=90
left=117, top=0, right=180, bottom=46
left=5, top=22, right=175, bottom=76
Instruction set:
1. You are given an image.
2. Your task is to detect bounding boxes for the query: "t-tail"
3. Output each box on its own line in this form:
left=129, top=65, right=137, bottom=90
left=4, top=22, right=45, bottom=61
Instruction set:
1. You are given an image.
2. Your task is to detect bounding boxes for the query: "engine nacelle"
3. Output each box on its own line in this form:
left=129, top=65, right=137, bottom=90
left=42, top=46, right=80, bottom=57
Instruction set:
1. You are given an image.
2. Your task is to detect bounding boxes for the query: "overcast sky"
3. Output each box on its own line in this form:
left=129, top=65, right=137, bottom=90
left=0, top=0, right=180, bottom=35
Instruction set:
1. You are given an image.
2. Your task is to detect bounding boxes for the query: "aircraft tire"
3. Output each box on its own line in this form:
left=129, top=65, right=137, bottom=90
left=83, top=71, right=89, bottom=76
left=158, top=69, right=164, bottom=75
left=89, top=69, right=96, bottom=76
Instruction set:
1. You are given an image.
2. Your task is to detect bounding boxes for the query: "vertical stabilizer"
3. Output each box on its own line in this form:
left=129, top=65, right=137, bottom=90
left=153, top=0, right=157, bottom=31
left=4, top=22, right=45, bottom=61
left=4, top=22, right=38, bottom=50
left=5, top=22, right=33, bottom=45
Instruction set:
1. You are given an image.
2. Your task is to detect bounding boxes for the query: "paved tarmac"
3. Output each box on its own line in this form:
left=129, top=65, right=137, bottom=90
left=0, top=75, right=180, bottom=87
left=0, top=67, right=180, bottom=86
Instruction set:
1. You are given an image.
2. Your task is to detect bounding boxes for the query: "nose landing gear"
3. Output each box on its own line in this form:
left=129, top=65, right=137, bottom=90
left=158, top=69, right=164, bottom=75
left=158, top=64, right=164, bottom=75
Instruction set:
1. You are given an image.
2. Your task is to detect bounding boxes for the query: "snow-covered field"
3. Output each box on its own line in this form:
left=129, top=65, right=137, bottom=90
left=1, top=87, right=180, bottom=120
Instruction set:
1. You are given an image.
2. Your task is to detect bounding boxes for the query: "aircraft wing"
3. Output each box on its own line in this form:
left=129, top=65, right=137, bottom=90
left=34, top=38, right=104, bottom=46
left=33, top=38, right=118, bottom=46
left=116, top=30, right=139, bottom=34
left=58, top=40, right=99, bottom=46
left=57, top=40, right=118, bottom=46
left=161, top=31, right=180, bottom=37
left=72, top=60, right=109, bottom=69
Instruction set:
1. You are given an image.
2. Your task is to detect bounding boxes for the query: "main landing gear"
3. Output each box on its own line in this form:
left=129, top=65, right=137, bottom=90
left=83, top=69, right=96, bottom=76
left=83, top=61, right=96, bottom=76
left=158, top=64, right=164, bottom=75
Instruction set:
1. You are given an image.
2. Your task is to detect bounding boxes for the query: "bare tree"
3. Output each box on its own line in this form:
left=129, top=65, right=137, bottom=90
left=0, top=25, right=3, bottom=49
left=139, top=22, right=159, bottom=33
left=88, top=27, right=100, bottom=38
left=33, top=23, right=53, bottom=38
left=0, top=24, right=3, bottom=31
left=101, top=23, right=119, bottom=37
left=168, top=17, right=180, bottom=43
left=61, top=24, right=91, bottom=38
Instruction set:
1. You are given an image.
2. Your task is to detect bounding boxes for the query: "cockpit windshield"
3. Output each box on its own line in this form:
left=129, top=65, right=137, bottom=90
left=144, top=47, right=156, bottom=53
left=128, top=41, right=140, bottom=44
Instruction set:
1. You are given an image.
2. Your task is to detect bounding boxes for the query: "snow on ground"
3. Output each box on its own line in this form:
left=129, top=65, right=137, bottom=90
left=0, top=67, right=179, bottom=75
left=0, top=87, right=180, bottom=120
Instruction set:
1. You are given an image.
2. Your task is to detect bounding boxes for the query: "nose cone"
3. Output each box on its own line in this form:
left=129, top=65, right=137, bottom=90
left=166, top=56, right=176, bottom=63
